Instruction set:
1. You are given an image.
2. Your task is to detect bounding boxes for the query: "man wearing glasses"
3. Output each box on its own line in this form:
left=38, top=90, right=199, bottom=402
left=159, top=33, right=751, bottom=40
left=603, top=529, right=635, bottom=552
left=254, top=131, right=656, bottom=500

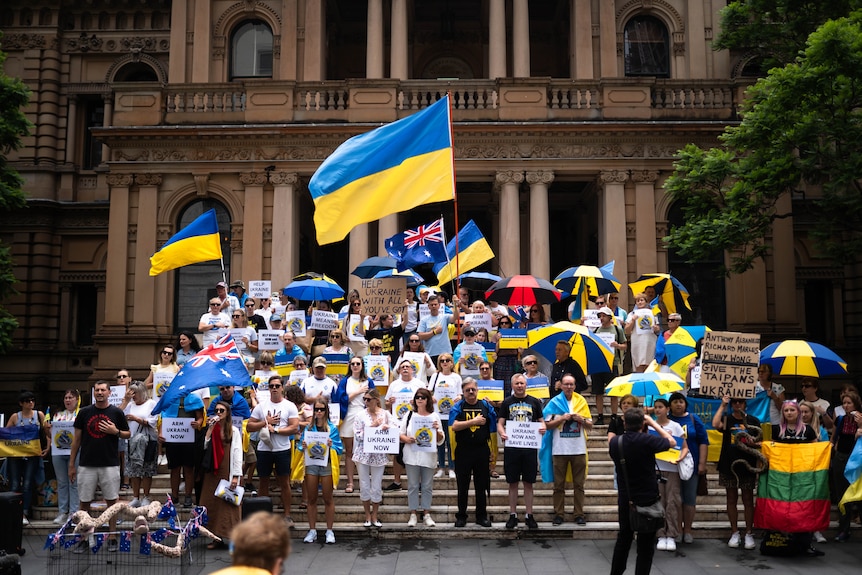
left=654, top=313, right=682, bottom=373
left=417, top=294, right=454, bottom=365
left=247, top=376, right=300, bottom=526
left=199, top=297, right=231, bottom=346
left=449, top=377, right=497, bottom=528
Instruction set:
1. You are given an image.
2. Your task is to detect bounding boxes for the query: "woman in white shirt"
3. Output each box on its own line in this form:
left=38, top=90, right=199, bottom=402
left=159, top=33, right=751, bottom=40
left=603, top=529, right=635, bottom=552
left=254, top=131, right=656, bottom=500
left=400, top=388, right=445, bottom=527
left=428, top=353, right=461, bottom=478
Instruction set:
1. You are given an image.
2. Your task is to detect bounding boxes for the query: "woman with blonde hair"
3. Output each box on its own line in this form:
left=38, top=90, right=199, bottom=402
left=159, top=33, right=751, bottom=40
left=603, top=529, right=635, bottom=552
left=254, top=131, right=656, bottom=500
left=625, top=292, right=659, bottom=372
left=332, top=357, right=374, bottom=493
left=299, top=397, right=344, bottom=544
left=429, top=353, right=461, bottom=478
left=352, top=388, right=393, bottom=527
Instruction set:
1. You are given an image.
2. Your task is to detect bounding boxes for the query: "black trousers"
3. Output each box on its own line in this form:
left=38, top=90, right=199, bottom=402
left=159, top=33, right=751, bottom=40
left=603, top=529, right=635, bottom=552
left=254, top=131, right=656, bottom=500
left=611, top=501, right=657, bottom=575
left=454, top=444, right=491, bottom=522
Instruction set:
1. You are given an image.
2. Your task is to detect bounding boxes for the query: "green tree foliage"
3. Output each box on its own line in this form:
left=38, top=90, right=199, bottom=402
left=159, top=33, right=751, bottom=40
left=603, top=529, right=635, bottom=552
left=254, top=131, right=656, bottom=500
left=0, top=42, right=31, bottom=353
left=665, top=16, right=862, bottom=275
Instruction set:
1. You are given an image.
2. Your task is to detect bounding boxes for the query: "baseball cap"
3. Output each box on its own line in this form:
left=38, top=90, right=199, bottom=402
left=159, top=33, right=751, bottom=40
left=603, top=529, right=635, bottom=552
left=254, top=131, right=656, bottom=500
left=271, top=313, right=283, bottom=322
left=312, top=357, right=327, bottom=368
left=598, top=306, right=614, bottom=316
left=216, top=281, right=227, bottom=288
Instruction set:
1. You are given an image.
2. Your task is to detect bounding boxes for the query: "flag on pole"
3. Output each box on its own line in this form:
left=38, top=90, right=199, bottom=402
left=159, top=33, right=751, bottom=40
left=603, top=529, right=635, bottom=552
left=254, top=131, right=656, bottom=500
left=385, top=218, right=448, bottom=271
left=432, top=219, right=495, bottom=285
left=309, top=96, right=455, bottom=245
left=149, top=209, right=223, bottom=276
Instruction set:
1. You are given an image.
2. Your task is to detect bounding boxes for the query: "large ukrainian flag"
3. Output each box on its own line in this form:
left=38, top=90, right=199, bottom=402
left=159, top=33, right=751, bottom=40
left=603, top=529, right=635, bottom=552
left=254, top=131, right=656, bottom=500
left=309, top=96, right=455, bottom=245
left=149, top=209, right=223, bottom=276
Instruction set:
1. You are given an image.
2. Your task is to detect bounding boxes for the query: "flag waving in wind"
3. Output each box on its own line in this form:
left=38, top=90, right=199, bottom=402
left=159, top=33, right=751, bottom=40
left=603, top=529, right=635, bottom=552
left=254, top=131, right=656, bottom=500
left=149, top=209, right=223, bottom=276
left=150, top=333, right=251, bottom=415
left=433, top=219, right=495, bottom=285
left=309, top=96, right=455, bottom=245
left=385, top=218, right=448, bottom=271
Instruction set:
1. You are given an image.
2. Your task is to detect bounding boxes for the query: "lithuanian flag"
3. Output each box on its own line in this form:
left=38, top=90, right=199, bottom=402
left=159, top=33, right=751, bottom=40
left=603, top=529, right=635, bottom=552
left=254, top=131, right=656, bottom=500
left=0, top=424, right=42, bottom=457
left=754, top=441, right=831, bottom=532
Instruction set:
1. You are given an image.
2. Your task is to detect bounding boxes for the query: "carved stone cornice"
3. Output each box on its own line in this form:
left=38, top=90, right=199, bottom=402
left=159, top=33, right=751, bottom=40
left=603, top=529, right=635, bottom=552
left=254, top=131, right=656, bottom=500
left=106, top=174, right=133, bottom=188
left=269, top=171, right=299, bottom=185
left=630, top=170, right=659, bottom=184
left=58, top=271, right=107, bottom=284
left=239, top=172, right=267, bottom=185
left=526, top=170, right=554, bottom=186
left=495, top=170, right=525, bottom=185
left=2, top=33, right=48, bottom=50
left=64, top=34, right=169, bottom=54
left=599, top=170, right=628, bottom=184
left=134, top=174, right=162, bottom=186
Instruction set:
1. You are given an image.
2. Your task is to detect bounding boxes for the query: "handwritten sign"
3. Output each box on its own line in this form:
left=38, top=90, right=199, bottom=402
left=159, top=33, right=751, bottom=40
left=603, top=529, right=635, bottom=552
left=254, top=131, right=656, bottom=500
left=361, top=278, right=406, bottom=316
left=258, top=330, right=284, bottom=351
left=284, top=311, right=306, bottom=337
left=248, top=280, right=271, bottom=299
left=464, top=313, right=492, bottom=331
left=582, top=309, right=600, bottom=329
left=309, top=310, right=339, bottom=331
left=504, top=420, right=542, bottom=449
left=363, top=424, right=400, bottom=454
left=410, top=414, right=438, bottom=452
left=51, top=420, right=75, bottom=455
left=418, top=303, right=430, bottom=321
left=102, top=385, right=126, bottom=407
left=700, top=331, right=761, bottom=399
left=161, top=417, right=195, bottom=443
left=303, top=430, right=330, bottom=468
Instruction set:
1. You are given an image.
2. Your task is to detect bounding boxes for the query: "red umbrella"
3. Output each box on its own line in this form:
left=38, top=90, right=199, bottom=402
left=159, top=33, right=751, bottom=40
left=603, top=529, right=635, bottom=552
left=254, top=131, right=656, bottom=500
left=484, top=275, right=561, bottom=306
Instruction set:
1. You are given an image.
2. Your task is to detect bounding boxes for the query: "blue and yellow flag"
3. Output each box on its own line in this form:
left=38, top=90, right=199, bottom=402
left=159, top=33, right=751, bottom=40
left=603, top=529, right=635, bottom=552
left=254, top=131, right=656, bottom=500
left=149, top=209, right=222, bottom=276
left=432, top=219, right=495, bottom=285
left=309, top=96, right=455, bottom=244
left=0, top=424, right=42, bottom=457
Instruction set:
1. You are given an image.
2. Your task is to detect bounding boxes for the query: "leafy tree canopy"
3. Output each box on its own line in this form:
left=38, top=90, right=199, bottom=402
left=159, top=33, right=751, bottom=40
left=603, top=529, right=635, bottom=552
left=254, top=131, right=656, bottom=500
left=665, top=15, right=862, bottom=275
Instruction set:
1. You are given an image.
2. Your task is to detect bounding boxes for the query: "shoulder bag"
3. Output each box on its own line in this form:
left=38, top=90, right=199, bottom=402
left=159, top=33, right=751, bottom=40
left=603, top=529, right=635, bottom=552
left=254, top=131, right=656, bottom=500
left=618, top=435, right=665, bottom=532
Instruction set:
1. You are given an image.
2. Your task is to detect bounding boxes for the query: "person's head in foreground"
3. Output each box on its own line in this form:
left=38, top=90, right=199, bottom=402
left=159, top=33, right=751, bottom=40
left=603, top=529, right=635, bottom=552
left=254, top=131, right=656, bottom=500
left=226, top=511, right=291, bottom=574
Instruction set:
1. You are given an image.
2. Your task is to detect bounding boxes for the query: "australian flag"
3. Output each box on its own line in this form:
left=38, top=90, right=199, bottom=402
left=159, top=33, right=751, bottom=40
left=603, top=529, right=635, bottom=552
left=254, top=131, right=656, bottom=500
left=385, top=218, right=448, bottom=271
left=150, top=333, right=252, bottom=416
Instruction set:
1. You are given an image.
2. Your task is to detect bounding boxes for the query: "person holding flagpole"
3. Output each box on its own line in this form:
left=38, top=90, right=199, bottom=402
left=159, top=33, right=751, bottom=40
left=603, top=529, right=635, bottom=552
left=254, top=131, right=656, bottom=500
left=418, top=294, right=454, bottom=365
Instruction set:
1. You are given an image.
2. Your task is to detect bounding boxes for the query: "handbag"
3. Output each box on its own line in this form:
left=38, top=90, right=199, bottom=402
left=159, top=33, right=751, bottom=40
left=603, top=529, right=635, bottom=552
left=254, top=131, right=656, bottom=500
left=200, top=439, right=214, bottom=472
left=678, top=451, right=694, bottom=481
left=618, top=435, right=665, bottom=533
left=144, top=438, right=158, bottom=464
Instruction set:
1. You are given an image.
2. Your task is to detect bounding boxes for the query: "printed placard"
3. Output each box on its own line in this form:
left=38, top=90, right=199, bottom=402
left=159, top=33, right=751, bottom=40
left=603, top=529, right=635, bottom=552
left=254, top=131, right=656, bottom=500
left=476, top=379, right=504, bottom=402
left=458, top=342, right=485, bottom=379
left=498, top=328, right=528, bottom=350
left=347, top=314, right=365, bottom=342
left=363, top=424, right=400, bottom=454
left=434, top=382, right=459, bottom=415
left=464, top=313, right=492, bottom=332
left=309, top=310, right=339, bottom=331
left=365, top=355, right=391, bottom=384
left=361, top=278, right=406, bottom=316
left=526, top=375, right=550, bottom=399
left=231, top=328, right=250, bottom=351
left=231, top=416, right=244, bottom=431
left=633, top=308, right=655, bottom=334
left=253, top=370, right=279, bottom=391
left=248, top=280, right=271, bottom=299
left=410, top=414, right=438, bottom=452
left=481, top=342, right=496, bottom=364
left=161, top=417, right=195, bottom=443
left=303, top=430, right=330, bottom=468
left=153, top=371, right=175, bottom=399
left=700, top=331, right=761, bottom=399
left=322, top=353, right=349, bottom=376
left=284, top=311, right=307, bottom=337
left=51, top=420, right=75, bottom=456
left=288, top=369, right=309, bottom=385
left=504, top=420, right=542, bottom=449
left=258, top=330, right=284, bottom=351
left=391, top=391, right=415, bottom=421
left=401, top=351, right=427, bottom=380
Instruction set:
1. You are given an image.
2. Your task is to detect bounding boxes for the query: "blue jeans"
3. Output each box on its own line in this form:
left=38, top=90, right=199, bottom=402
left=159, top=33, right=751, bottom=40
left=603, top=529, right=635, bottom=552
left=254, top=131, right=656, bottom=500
left=437, top=419, right=453, bottom=469
left=8, top=456, right=40, bottom=516
left=52, top=454, right=79, bottom=514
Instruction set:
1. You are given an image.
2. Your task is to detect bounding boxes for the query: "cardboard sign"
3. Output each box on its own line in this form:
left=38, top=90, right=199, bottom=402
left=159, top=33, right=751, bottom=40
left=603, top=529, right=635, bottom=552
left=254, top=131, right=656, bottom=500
left=366, top=355, right=391, bottom=384
left=258, top=330, right=284, bottom=351
left=248, top=280, right=271, bottom=299
left=309, top=310, right=339, bottom=331
left=504, top=420, right=542, bottom=449
left=161, top=417, right=195, bottom=443
left=284, top=310, right=307, bottom=337
left=51, top=420, right=75, bottom=456
left=477, top=379, right=504, bottom=402
left=464, top=313, right=492, bottom=331
left=409, top=414, right=438, bottom=452
left=303, top=430, right=330, bottom=468
left=526, top=375, right=550, bottom=399
left=361, top=278, right=406, bottom=316
left=363, top=424, right=400, bottom=454
left=700, top=331, right=761, bottom=399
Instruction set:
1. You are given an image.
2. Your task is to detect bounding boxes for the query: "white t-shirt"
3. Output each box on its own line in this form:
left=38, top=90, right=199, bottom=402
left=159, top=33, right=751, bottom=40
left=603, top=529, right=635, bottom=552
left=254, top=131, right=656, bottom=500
left=386, top=378, right=426, bottom=420
left=199, top=311, right=231, bottom=346
left=250, top=399, right=299, bottom=452
left=654, top=419, right=684, bottom=473
left=547, top=413, right=588, bottom=456
left=300, top=376, right=336, bottom=402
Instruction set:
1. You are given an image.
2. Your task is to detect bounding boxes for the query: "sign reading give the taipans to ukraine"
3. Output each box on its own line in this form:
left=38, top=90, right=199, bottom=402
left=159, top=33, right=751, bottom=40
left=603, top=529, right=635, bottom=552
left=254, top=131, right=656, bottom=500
left=361, top=278, right=406, bottom=316
left=700, top=330, right=761, bottom=399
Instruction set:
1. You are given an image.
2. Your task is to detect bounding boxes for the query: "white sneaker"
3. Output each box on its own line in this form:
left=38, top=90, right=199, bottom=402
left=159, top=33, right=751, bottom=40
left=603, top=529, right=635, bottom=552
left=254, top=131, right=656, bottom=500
left=179, top=481, right=185, bottom=492
left=407, top=512, right=418, bottom=527
left=325, top=529, right=335, bottom=544
left=129, top=498, right=140, bottom=508
left=22, top=516, right=29, bottom=526
left=813, top=531, right=827, bottom=544
left=728, top=532, right=741, bottom=548
left=53, top=513, right=68, bottom=525
left=140, top=497, right=151, bottom=507
left=657, top=537, right=668, bottom=551
left=744, top=533, right=756, bottom=550
left=424, top=513, right=436, bottom=527
left=303, top=529, right=317, bottom=543
left=158, top=454, right=168, bottom=466
left=449, top=469, right=456, bottom=479
left=434, top=469, right=444, bottom=478
left=665, top=537, right=676, bottom=551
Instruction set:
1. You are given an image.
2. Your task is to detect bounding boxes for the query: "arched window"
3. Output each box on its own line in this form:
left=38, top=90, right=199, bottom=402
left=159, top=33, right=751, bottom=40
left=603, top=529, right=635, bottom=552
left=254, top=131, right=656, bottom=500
left=230, top=20, right=273, bottom=79
left=113, top=62, right=159, bottom=82
left=174, top=201, right=233, bottom=332
left=624, top=15, right=670, bottom=77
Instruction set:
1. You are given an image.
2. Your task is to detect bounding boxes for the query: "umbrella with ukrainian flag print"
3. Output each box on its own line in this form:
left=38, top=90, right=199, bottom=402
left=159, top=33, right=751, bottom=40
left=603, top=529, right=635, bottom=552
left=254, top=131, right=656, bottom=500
left=759, top=340, right=848, bottom=377
left=663, top=325, right=711, bottom=379
left=604, top=371, right=685, bottom=397
left=526, top=321, right=614, bottom=375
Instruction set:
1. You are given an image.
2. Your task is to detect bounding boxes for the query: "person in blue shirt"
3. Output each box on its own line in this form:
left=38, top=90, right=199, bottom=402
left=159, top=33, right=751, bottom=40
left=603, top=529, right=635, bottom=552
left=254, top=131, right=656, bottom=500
left=207, top=385, right=251, bottom=419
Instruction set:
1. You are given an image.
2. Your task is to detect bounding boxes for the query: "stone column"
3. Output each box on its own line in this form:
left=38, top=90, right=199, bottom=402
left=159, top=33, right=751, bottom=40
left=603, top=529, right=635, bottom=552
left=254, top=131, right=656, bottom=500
left=378, top=215, right=399, bottom=256
left=598, top=170, right=628, bottom=301
left=390, top=0, right=408, bottom=80
left=488, top=0, right=507, bottom=79
left=169, top=0, right=187, bottom=82
left=571, top=0, right=594, bottom=79
left=686, top=0, right=706, bottom=79
left=65, top=96, right=77, bottom=166
left=599, top=0, right=617, bottom=77
left=240, top=172, right=266, bottom=283
left=497, top=170, right=524, bottom=276
left=527, top=170, right=553, bottom=280
left=131, top=174, right=162, bottom=333
left=103, top=174, right=132, bottom=332
left=512, top=0, right=530, bottom=77
left=271, top=171, right=300, bottom=286
left=191, top=0, right=211, bottom=82
left=349, top=225, right=369, bottom=292
left=367, top=0, right=384, bottom=79
left=303, top=0, right=325, bottom=81
left=631, top=170, right=658, bottom=274
left=280, top=0, right=298, bottom=80
left=100, top=92, right=113, bottom=167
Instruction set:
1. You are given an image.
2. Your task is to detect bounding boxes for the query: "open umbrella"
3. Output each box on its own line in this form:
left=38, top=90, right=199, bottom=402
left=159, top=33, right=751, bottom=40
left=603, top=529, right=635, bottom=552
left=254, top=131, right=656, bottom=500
left=760, top=340, right=848, bottom=377
left=663, top=325, right=711, bottom=379
left=293, top=271, right=338, bottom=283
left=351, top=256, right=399, bottom=279
left=553, top=262, right=621, bottom=297
left=458, top=271, right=501, bottom=291
left=373, top=267, right=424, bottom=287
left=485, top=275, right=561, bottom=306
left=283, top=278, right=344, bottom=302
left=629, top=273, right=692, bottom=314
left=604, top=371, right=685, bottom=397
left=526, top=321, right=614, bottom=375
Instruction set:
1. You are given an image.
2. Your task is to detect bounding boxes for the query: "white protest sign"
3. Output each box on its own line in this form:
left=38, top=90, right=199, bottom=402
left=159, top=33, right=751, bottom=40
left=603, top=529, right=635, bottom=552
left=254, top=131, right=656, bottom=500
left=161, top=417, right=195, bottom=443
left=700, top=331, right=761, bottom=399
left=248, top=280, right=271, bottom=299
left=258, top=330, right=283, bottom=351
left=309, top=310, right=339, bottom=331
left=303, top=430, right=330, bottom=468
left=51, top=420, right=75, bottom=456
left=504, top=420, right=542, bottom=449
left=596, top=330, right=616, bottom=348
left=284, top=311, right=307, bottom=337
left=401, top=351, right=428, bottom=381
left=457, top=342, right=485, bottom=378
left=582, top=308, right=600, bottom=328
left=347, top=314, right=365, bottom=342
left=231, top=416, right=243, bottom=431
left=363, top=424, right=400, bottom=454
left=418, top=303, right=430, bottom=321
left=153, top=371, right=175, bottom=399
left=231, top=328, right=251, bottom=351
left=391, top=392, right=415, bottom=421
left=365, top=355, right=391, bottom=384
left=433, top=379, right=459, bottom=415
left=633, top=308, right=655, bottom=334
left=288, top=369, right=309, bottom=385
left=464, top=312, right=492, bottom=332
left=410, top=414, right=438, bottom=453
left=103, top=385, right=126, bottom=407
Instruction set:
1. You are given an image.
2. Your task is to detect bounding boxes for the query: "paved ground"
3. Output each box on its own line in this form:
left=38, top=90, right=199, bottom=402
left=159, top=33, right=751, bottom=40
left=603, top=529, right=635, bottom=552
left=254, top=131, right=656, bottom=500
left=16, top=533, right=862, bottom=575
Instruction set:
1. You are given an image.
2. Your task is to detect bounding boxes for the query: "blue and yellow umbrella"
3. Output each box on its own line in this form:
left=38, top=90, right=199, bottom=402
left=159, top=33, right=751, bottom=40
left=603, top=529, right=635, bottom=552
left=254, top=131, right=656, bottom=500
left=526, top=321, right=614, bottom=375
left=604, top=371, right=685, bottom=397
left=629, top=273, right=692, bottom=314
left=760, top=340, right=848, bottom=377
left=663, top=325, right=711, bottom=379
left=553, top=262, right=622, bottom=298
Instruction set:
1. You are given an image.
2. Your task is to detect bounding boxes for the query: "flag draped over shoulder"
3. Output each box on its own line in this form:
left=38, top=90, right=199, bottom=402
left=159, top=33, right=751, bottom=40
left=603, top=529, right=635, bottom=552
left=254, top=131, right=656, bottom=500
left=685, top=393, right=772, bottom=460
left=433, top=219, right=495, bottom=285
left=149, top=209, right=222, bottom=276
left=839, top=437, right=862, bottom=514
left=309, top=96, right=455, bottom=245
left=0, top=424, right=42, bottom=457
left=753, top=441, right=831, bottom=533
left=151, top=333, right=252, bottom=415
left=540, top=392, right=591, bottom=483
left=385, top=218, right=448, bottom=271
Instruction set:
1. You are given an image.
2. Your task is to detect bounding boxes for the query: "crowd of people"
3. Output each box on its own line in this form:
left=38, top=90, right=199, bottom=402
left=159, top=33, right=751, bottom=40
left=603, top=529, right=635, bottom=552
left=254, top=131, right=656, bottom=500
left=3, top=278, right=861, bottom=563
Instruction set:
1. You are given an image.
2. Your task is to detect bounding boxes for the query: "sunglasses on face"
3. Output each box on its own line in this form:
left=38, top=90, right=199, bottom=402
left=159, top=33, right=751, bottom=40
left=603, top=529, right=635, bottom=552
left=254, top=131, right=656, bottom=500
left=440, top=358, right=452, bottom=363
left=313, top=407, right=326, bottom=412
left=215, top=408, right=227, bottom=414
left=116, top=375, right=128, bottom=379
left=363, top=397, right=374, bottom=402
left=370, top=346, right=382, bottom=350
left=525, top=360, right=537, bottom=365
left=350, top=362, right=362, bottom=366
left=245, top=303, right=255, bottom=308
left=409, top=339, right=420, bottom=343
left=464, top=388, right=478, bottom=393
left=161, top=350, right=173, bottom=355
left=269, top=384, right=282, bottom=389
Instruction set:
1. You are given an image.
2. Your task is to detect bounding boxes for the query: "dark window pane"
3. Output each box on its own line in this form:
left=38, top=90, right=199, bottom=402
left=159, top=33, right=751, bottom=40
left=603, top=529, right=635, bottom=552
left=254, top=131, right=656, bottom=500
left=624, top=16, right=670, bottom=77
left=231, top=20, right=273, bottom=79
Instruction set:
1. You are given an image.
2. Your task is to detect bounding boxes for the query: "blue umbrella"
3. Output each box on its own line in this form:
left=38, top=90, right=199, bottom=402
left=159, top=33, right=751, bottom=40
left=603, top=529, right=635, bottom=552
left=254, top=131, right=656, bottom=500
left=351, top=256, right=398, bottom=279
left=373, top=268, right=424, bottom=287
left=283, top=278, right=344, bottom=302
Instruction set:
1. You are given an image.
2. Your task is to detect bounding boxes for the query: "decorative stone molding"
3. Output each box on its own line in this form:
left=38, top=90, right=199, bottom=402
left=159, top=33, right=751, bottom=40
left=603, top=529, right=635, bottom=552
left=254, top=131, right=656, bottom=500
left=525, top=170, right=554, bottom=185
left=106, top=174, right=133, bottom=187
left=616, top=0, right=684, bottom=33
left=58, top=272, right=107, bottom=283
left=65, top=34, right=169, bottom=54
left=599, top=170, right=628, bottom=184
left=269, top=171, right=298, bottom=185
left=193, top=174, right=210, bottom=197
left=214, top=0, right=282, bottom=40
left=134, top=174, right=162, bottom=186
left=495, top=170, right=525, bottom=185
left=2, top=33, right=48, bottom=50
left=66, top=34, right=103, bottom=52
left=105, top=52, right=168, bottom=83
left=239, top=172, right=267, bottom=185
left=630, top=170, right=659, bottom=183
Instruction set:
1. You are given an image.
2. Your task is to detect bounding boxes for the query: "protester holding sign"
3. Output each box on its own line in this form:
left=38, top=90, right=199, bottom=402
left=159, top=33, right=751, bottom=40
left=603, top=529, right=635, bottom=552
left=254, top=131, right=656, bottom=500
left=143, top=343, right=179, bottom=395
left=453, top=327, right=488, bottom=379
left=332, top=358, right=374, bottom=494
left=400, top=388, right=445, bottom=527
left=397, top=335, right=436, bottom=381
left=384, top=359, right=427, bottom=491
left=47, top=389, right=80, bottom=525
left=429, top=354, right=461, bottom=479
left=200, top=400, right=243, bottom=550
left=6, top=390, right=49, bottom=526
left=352, top=388, right=393, bottom=528
left=158, top=390, right=205, bottom=508
left=298, top=398, right=344, bottom=544
left=323, top=329, right=354, bottom=360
